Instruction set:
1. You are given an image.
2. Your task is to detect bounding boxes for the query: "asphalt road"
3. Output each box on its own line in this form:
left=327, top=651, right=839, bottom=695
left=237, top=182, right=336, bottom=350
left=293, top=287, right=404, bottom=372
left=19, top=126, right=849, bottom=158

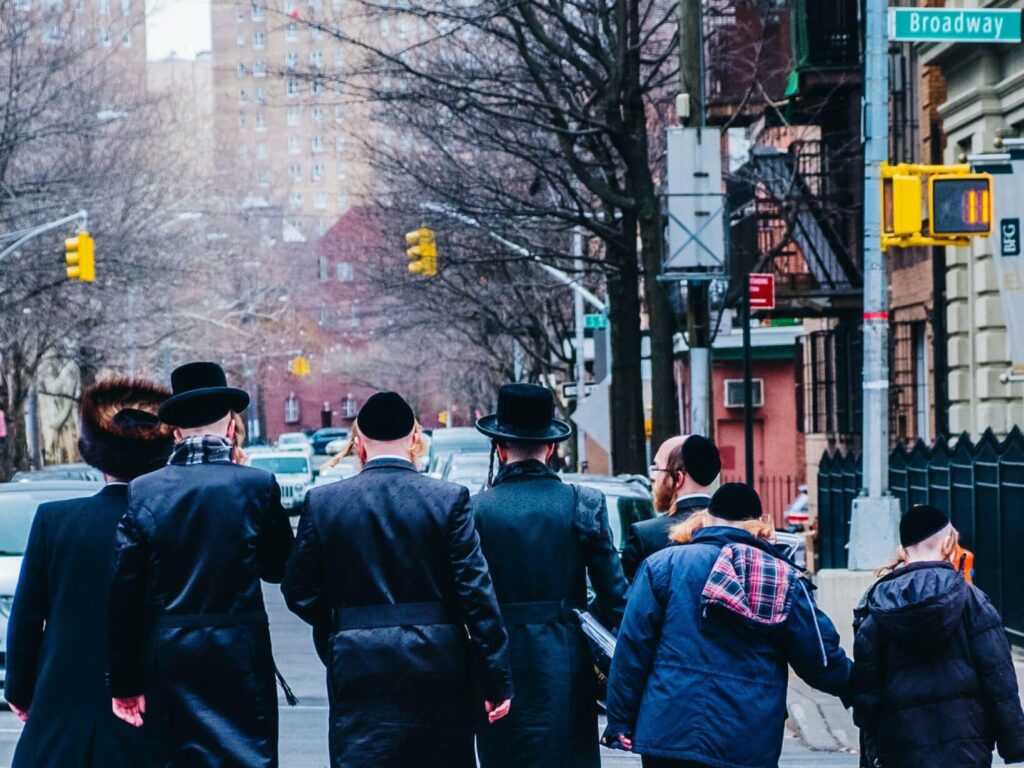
left=0, top=585, right=859, bottom=767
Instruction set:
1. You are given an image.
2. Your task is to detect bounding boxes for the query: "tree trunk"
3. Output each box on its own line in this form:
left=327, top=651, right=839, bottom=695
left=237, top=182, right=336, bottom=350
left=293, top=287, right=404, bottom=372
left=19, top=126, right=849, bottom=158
left=606, top=227, right=647, bottom=475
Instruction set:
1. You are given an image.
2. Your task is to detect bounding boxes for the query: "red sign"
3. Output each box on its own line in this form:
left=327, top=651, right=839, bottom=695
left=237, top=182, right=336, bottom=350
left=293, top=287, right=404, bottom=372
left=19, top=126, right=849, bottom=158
left=748, top=273, right=775, bottom=310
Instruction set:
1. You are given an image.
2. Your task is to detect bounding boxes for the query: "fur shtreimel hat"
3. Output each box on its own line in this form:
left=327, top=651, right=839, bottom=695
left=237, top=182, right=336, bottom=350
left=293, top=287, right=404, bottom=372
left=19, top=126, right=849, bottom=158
left=78, top=378, right=175, bottom=480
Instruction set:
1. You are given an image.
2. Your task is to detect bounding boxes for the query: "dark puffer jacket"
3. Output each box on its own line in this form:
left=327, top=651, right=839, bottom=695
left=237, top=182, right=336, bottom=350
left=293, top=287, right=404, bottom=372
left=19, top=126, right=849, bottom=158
left=852, top=562, right=1024, bottom=768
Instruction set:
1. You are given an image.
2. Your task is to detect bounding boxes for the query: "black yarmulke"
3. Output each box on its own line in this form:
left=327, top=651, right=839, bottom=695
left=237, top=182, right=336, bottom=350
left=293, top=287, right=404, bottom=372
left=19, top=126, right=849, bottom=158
left=683, top=435, right=722, bottom=486
left=357, top=391, right=416, bottom=441
left=709, top=482, right=763, bottom=521
left=900, top=504, right=949, bottom=548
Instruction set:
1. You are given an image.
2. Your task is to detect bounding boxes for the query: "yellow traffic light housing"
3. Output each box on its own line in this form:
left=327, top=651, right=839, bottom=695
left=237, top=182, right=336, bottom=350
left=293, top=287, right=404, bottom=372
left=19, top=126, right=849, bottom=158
left=881, top=163, right=993, bottom=250
left=405, top=227, right=437, bottom=277
left=289, top=356, right=311, bottom=377
left=65, top=231, right=95, bottom=282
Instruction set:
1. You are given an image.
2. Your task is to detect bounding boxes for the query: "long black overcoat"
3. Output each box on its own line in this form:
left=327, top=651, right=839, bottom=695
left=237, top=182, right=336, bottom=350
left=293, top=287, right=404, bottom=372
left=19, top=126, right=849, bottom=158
left=282, top=456, right=513, bottom=768
left=6, top=485, right=157, bottom=767
left=471, top=461, right=628, bottom=768
left=108, top=462, right=294, bottom=767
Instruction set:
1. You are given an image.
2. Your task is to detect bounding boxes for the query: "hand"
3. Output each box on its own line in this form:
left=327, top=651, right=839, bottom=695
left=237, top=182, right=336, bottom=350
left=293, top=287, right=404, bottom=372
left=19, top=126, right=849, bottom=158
left=112, top=695, right=146, bottom=728
left=484, top=698, right=511, bottom=724
left=8, top=703, right=28, bottom=723
left=617, top=734, right=634, bottom=751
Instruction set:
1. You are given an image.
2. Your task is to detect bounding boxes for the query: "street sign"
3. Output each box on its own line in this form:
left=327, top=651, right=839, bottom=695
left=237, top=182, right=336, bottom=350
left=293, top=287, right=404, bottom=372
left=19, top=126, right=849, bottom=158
left=889, top=8, right=1022, bottom=43
left=561, top=381, right=595, bottom=400
left=748, top=273, right=775, bottom=310
left=571, top=378, right=611, bottom=453
left=583, top=313, right=607, bottom=330
left=664, top=127, right=725, bottom=273
left=1000, top=218, right=1020, bottom=257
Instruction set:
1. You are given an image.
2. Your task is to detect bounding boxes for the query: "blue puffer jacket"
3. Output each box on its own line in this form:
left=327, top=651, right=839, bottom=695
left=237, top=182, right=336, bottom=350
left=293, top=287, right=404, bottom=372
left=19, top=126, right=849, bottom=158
left=603, top=527, right=852, bottom=768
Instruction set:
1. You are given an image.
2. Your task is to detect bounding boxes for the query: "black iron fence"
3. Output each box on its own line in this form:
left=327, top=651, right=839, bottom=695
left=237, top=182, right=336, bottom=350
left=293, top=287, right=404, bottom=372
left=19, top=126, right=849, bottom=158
left=817, top=427, right=1024, bottom=641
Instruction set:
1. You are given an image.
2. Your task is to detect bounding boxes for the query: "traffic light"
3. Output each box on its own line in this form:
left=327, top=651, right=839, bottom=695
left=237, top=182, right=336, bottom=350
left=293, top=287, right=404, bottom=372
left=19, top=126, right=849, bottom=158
left=289, top=356, right=310, bottom=377
left=405, top=227, right=437, bottom=276
left=929, top=174, right=992, bottom=236
left=65, top=231, right=95, bottom=282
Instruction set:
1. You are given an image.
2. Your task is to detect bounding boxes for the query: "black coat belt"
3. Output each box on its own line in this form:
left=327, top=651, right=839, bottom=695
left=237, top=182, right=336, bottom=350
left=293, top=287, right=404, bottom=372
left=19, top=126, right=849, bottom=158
left=333, top=602, right=454, bottom=630
left=499, top=600, right=583, bottom=625
left=156, top=610, right=267, bottom=629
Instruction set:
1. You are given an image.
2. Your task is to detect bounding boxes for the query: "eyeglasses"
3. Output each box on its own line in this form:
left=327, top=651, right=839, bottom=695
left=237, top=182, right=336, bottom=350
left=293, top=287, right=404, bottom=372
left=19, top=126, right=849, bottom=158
left=649, top=465, right=669, bottom=476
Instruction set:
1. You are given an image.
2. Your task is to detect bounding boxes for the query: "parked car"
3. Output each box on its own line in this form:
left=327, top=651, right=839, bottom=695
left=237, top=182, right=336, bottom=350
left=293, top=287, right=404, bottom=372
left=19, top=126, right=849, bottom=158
left=0, top=480, right=104, bottom=692
left=441, top=452, right=491, bottom=492
left=311, top=427, right=350, bottom=456
left=276, top=432, right=313, bottom=459
left=427, top=428, right=491, bottom=475
left=560, top=473, right=656, bottom=552
left=313, top=457, right=361, bottom=487
left=246, top=451, right=314, bottom=512
left=11, top=464, right=103, bottom=483
left=783, top=485, right=809, bottom=531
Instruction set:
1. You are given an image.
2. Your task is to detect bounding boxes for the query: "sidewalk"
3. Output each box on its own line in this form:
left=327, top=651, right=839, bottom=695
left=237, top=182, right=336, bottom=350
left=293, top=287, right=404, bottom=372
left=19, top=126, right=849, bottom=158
left=785, top=647, right=1024, bottom=764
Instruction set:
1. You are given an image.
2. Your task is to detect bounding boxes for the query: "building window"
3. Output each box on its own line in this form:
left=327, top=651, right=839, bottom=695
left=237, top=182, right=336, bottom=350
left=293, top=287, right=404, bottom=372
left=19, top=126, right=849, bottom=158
left=14, top=0, right=30, bottom=10
left=796, top=325, right=862, bottom=435
left=238, top=115, right=247, bottom=131
left=336, top=162, right=347, bottom=180
left=236, top=32, right=245, bottom=47
left=335, top=134, right=346, bottom=151
left=285, top=51, right=299, bottom=69
left=257, top=168, right=269, bottom=186
left=314, top=191, right=327, bottom=208
left=255, top=87, right=267, bottom=104
left=285, top=393, right=300, bottom=424
left=252, top=31, right=265, bottom=48
left=235, top=4, right=245, bottom=21
left=238, top=89, right=247, bottom=103
left=120, top=0, right=130, bottom=11
left=379, top=18, right=388, bottom=37
left=256, top=143, right=268, bottom=159
left=287, top=78, right=300, bottom=96
left=317, top=218, right=328, bottom=235
left=312, top=163, right=325, bottom=181
left=309, top=50, right=323, bottom=68
left=285, top=22, right=298, bottom=41
left=311, top=79, right=324, bottom=94
left=333, top=107, right=344, bottom=124
left=238, top=145, right=249, bottom=159
left=336, top=191, right=349, bottom=207
left=288, top=136, right=301, bottom=154
left=289, top=192, right=303, bottom=209
left=319, top=254, right=329, bottom=282
left=285, top=0, right=297, bottom=12
left=336, top=261, right=353, bottom=282
left=342, top=394, right=357, bottom=419
left=349, top=300, right=359, bottom=327
left=98, top=0, right=109, bottom=13
left=311, top=135, right=324, bottom=153
left=333, top=51, right=345, bottom=68
left=287, top=107, right=301, bottom=126
left=288, top=163, right=302, bottom=180
left=252, top=59, right=266, bottom=76
left=121, top=29, right=131, bottom=46
left=43, top=22, right=61, bottom=42
left=237, top=62, right=247, bottom=77
left=75, top=0, right=84, bottom=11
left=251, top=3, right=265, bottom=20
left=76, top=26, right=86, bottom=41
left=98, top=26, right=112, bottom=45
left=397, top=19, right=409, bottom=38
left=255, top=112, right=267, bottom=131
left=331, top=0, right=341, bottom=10
left=311, top=105, right=324, bottom=123
left=310, top=25, right=322, bottom=40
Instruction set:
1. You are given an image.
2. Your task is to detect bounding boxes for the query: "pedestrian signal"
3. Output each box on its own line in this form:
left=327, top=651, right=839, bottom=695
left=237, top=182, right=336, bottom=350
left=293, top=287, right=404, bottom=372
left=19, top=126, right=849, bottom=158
left=929, top=175, right=993, bottom=236
left=289, top=356, right=310, bottom=377
left=405, top=227, right=437, bottom=277
left=65, top=231, right=95, bottom=282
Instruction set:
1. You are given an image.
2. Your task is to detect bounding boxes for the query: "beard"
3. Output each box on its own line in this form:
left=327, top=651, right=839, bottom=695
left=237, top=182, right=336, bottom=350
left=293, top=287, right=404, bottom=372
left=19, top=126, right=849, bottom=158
left=653, top=481, right=676, bottom=513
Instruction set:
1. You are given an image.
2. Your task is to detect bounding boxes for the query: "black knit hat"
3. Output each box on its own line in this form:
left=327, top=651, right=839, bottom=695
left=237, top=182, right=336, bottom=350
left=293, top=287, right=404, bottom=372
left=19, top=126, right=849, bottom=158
left=900, top=504, right=950, bottom=548
left=78, top=378, right=175, bottom=480
left=709, top=482, right=763, bottom=522
left=357, top=391, right=416, bottom=441
left=682, top=435, right=722, bottom=486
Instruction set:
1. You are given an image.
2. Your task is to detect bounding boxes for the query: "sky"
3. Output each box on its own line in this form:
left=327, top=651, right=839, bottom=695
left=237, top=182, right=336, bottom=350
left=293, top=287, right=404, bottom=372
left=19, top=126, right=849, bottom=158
left=146, top=0, right=212, bottom=60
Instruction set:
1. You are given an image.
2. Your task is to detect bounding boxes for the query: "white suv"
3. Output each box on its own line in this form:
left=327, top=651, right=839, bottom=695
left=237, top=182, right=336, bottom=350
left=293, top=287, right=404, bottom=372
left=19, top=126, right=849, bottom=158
left=246, top=451, right=314, bottom=511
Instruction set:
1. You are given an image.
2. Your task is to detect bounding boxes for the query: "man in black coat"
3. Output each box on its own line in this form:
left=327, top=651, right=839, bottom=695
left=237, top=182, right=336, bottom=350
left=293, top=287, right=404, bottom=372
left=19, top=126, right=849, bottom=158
left=472, top=384, right=628, bottom=768
left=108, top=362, right=294, bottom=767
left=282, top=391, right=513, bottom=768
left=620, top=434, right=721, bottom=580
left=6, top=378, right=173, bottom=768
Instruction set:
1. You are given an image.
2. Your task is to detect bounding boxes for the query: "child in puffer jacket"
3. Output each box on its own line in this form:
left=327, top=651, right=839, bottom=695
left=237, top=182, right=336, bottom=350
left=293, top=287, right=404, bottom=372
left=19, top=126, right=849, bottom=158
left=852, top=504, right=1024, bottom=768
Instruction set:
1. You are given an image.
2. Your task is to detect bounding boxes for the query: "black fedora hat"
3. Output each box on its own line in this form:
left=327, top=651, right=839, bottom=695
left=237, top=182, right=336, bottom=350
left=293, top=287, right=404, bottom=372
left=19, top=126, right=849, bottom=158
left=158, top=362, right=250, bottom=429
left=476, top=383, right=572, bottom=444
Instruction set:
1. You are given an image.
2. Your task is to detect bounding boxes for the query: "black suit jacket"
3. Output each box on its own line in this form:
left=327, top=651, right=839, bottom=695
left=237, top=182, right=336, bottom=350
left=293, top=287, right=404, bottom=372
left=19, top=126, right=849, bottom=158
left=282, top=457, right=512, bottom=768
left=620, top=494, right=711, bottom=580
left=6, top=485, right=156, bottom=768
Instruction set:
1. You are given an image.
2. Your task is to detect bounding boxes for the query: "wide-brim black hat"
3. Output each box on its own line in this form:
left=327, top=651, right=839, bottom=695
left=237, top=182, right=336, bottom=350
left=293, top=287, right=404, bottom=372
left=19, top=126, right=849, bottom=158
left=78, top=378, right=175, bottom=480
left=158, top=361, right=249, bottom=429
left=476, top=383, right=572, bottom=444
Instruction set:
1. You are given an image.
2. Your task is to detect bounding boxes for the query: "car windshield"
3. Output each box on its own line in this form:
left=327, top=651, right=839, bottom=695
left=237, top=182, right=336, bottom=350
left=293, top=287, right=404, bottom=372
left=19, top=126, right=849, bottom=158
left=429, top=431, right=491, bottom=471
left=250, top=456, right=309, bottom=474
left=0, top=489, right=94, bottom=555
left=279, top=435, right=306, bottom=445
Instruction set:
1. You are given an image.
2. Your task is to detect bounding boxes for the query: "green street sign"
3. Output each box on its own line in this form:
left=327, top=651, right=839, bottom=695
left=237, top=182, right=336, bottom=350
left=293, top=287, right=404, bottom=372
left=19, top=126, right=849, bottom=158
left=584, top=313, right=608, bottom=330
left=889, top=8, right=1021, bottom=43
